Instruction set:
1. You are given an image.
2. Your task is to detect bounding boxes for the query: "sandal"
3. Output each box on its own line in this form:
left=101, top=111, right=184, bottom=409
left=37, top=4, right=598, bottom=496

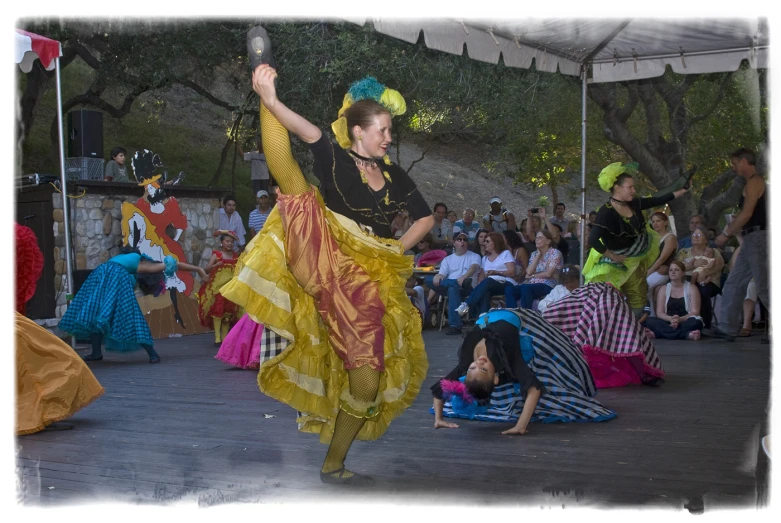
left=320, top=467, right=375, bottom=486
left=738, top=328, right=752, bottom=337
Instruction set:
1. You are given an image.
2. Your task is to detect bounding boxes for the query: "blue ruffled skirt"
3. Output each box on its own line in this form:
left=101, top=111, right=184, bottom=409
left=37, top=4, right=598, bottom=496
left=58, top=262, right=154, bottom=351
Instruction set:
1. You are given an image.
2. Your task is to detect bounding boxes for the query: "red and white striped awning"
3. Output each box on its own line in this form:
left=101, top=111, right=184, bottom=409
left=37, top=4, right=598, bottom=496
left=15, top=28, right=62, bottom=72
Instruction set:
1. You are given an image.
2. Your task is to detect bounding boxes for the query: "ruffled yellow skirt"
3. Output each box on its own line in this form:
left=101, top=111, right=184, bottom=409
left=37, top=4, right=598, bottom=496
left=220, top=188, right=427, bottom=444
left=583, top=225, right=660, bottom=310
left=16, top=313, right=105, bottom=435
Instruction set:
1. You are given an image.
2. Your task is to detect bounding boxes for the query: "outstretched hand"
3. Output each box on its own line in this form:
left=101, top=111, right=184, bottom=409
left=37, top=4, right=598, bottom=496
left=434, top=419, right=460, bottom=429
left=252, top=64, right=278, bottom=106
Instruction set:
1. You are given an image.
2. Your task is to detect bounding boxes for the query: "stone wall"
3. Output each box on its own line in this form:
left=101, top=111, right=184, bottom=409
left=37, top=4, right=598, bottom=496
left=51, top=188, right=224, bottom=318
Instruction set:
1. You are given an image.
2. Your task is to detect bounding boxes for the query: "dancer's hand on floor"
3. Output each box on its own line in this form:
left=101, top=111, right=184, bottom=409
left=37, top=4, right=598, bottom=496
left=434, top=419, right=459, bottom=429
left=502, top=425, right=529, bottom=435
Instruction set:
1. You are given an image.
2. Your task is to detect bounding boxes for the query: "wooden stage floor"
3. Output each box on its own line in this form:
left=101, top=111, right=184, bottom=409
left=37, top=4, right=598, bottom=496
left=16, top=329, right=771, bottom=510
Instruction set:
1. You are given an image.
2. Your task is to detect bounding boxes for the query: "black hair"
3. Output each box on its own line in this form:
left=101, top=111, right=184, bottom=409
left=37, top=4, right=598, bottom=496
left=611, top=172, right=634, bottom=193
left=433, top=202, right=448, bottom=213
left=730, top=147, right=756, bottom=166
left=119, top=244, right=165, bottom=296
left=558, top=264, right=581, bottom=284
left=219, top=233, right=235, bottom=243
left=556, top=202, right=566, bottom=209
left=464, top=328, right=513, bottom=405
left=223, top=194, right=237, bottom=206
left=502, top=229, right=524, bottom=251
left=111, top=146, right=127, bottom=159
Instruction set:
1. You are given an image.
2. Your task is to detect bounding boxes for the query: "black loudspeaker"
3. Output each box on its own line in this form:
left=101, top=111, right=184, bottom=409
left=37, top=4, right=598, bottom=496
left=67, top=109, right=104, bottom=158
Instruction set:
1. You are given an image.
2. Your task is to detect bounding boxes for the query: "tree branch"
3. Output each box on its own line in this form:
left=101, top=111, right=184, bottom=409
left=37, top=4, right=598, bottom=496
left=616, top=82, right=640, bottom=123
left=405, top=144, right=432, bottom=175
left=176, top=78, right=241, bottom=112
left=685, top=73, right=733, bottom=130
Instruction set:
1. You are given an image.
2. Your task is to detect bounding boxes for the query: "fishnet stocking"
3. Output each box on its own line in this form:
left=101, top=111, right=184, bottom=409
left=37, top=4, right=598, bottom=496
left=321, top=365, right=381, bottom=475
left=259, top=101, right=309, bottom=196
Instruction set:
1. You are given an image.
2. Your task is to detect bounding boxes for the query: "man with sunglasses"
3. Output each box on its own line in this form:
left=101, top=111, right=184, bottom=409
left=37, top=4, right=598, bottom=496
left=424, top=232, right=482, bottom=335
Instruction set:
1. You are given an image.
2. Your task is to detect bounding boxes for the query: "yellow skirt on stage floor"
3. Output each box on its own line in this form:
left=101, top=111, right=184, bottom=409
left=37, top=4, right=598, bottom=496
left=16, top=313, right=105, bottom=435
left=220, top=189, right=427, bottom=444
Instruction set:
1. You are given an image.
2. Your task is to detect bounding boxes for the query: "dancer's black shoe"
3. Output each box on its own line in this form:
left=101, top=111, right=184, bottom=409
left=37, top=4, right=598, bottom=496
left=149, top=355, right=161, bottom=364
left=82, top=353, right=103, bottom=362
left=44, top=422, right=75, bottom=431
left=320, top=467, right=375, bottom=487
left=247, top=25, right=276, bottom=71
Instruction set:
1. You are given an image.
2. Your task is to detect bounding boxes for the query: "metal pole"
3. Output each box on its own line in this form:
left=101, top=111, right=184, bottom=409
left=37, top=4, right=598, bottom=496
left=580, top=65, right=588, bottom=285
left=55, top=56, right=76, bottom=348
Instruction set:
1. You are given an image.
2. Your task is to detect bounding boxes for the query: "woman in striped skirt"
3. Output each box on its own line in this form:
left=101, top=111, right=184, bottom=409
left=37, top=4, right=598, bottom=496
left=431, top=308, right=616, bottom=432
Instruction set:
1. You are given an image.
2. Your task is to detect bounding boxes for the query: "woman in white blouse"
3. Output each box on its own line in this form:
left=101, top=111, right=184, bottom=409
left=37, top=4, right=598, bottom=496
left=455, top=232, right=516, bottom=320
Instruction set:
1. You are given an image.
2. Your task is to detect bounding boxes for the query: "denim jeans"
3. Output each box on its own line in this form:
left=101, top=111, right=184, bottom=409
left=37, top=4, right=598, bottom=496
left=506, top=283, right=554, bottom=309
left=464, top=278, right=513, bottom=319
left=424, top=276, right=473, bottom=328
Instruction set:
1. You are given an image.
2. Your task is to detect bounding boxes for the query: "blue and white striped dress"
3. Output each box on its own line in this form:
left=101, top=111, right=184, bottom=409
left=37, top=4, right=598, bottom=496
left=434, top=308, right=616, bottom=424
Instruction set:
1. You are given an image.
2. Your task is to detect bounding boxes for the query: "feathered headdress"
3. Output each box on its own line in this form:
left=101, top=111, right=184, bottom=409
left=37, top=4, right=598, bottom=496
left=331, top=76, right=407, bottom=149
left=440, top=379, right=490, bottom=419
left=598, top=161, right=639, bottom=192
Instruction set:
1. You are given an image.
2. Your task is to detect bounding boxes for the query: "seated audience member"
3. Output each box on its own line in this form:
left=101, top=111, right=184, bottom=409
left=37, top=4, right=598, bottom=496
left=453, top=208, right=481, bottom=241
left=447, top=211, right=458, bottom=225
left=644, top=260, right=703, bottom=340
left=430, top=202, right=453, bottom=251
left=677, top=214, right=704, bottom=249
left=424, top=232, right=482, bottom=335
left=505, top=230, right=563, bottom=310
left=405, top=275, right=427, bottom=324
left=391, top=209, right=412, bottom=240
left=588, top=210, right=597, bottom=225
left=564, top=221, right=580, bottom=240
left=537, top=265, right=581, bottom=313
left=483, top=197, right=517, bottom=232
left=646, top=211, right=678, bottom=316
left=675, top=225, right=724, bottom=328
left=455, top=232, right=517, bottom=319
left=414, top=233, right=434, bottom=266
left=472, top=228, right=490, bottom=257
left=502, top=230, right=530, bottom=281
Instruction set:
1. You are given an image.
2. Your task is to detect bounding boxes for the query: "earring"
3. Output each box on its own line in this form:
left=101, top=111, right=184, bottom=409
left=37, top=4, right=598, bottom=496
left=358, top=135, right=363, bottom=141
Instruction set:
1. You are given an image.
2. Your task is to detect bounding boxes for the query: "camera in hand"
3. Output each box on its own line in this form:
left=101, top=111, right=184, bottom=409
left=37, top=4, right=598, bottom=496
left=531, top=208, right=539, bottom=214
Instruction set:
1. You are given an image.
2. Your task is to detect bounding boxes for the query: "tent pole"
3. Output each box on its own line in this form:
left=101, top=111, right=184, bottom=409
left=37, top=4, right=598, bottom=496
left=54, top=56, right=75, bottom=348
left=579, top=65, right=588, bottom=285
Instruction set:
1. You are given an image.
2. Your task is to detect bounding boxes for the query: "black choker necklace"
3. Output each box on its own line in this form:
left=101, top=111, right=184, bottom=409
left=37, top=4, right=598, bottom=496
left=610, top=197, right=628, bottom=206
left=348, top=149, right=379, bottom=164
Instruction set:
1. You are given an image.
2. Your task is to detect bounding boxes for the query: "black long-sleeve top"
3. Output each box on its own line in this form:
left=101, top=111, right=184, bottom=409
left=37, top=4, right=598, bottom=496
left=588, top=193, right=674, bottom=254
left=309, top=133, right=432, bottom=239
left=430, top=320, right=545, bottom=400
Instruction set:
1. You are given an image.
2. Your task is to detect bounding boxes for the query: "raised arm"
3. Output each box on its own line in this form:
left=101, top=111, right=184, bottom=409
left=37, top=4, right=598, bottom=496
left=252, top=65, right=322, bottom=144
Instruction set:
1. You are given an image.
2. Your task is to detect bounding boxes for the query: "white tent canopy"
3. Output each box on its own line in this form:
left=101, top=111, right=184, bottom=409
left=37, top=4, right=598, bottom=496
left=356, top=18, right=768, bottom=82
left=350, top=17, right=769, bottom=272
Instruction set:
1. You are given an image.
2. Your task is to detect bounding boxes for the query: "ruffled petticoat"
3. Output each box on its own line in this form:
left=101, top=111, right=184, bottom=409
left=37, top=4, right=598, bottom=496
left=220, top=188, right=427, bottom=444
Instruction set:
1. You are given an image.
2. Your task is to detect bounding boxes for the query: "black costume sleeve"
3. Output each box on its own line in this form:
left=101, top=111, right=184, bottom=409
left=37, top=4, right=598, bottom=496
left=392, top=167, right=432, bottom=220
left=638, top=192, right=674, bottom=211
left=588, top=211, right=609, bottom=254
left=308, top=132, right=333, bottom=186
left=430, top=327, right=481, bottom=399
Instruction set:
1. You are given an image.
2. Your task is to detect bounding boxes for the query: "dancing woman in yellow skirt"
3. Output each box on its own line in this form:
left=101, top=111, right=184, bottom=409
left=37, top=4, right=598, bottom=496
left=220, top=27, right=433, bottom=485
left=584, top=162, right=691, bottom=317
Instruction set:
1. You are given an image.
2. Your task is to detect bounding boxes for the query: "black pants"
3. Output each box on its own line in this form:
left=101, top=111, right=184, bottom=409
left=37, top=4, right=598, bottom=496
left=252, top=179, right=270, bottom=195
left=693, top=281, right=720, bottom=329
left=644, top=317, right=704, bottom=340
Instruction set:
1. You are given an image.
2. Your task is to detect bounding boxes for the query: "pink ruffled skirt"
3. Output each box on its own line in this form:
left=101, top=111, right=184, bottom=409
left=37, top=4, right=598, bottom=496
left=215, top=314, right=264, bottom=369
